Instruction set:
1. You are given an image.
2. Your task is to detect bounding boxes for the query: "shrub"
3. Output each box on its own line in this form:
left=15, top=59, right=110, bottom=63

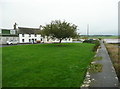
left=83, top=39, right=94, bottom=43
left=93, top=40, right=100, bottom=52
left=83, top=39, right=100, bottom=52
left=98, top=38, right=102, bottom=40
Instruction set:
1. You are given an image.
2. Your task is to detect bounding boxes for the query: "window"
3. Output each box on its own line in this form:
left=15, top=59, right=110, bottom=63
left=29, top=39, right=31, bottom=42
left=69, top=38, right=71, bottom=41
left=22, top=34, right=24, bottom=37
left=0, top=29, right=1, bottom=34
left=10, top=30, right=15, bottom=34
left=29, top=34, right=31, bottom=37
left=35, top=34, right=37, bottom=37
left=22, top=39, right=24, bottom=42
left=2, top=30, right=10, bottom=34
left=41, top=38, right=42, bottom=41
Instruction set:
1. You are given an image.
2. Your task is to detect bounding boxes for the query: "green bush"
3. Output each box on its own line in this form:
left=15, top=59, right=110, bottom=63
left=83, top=39, right=100, bottom=52
left=83, top=39, right=94, bottom=43
left=93, top=40, right=100, bottom=52
left=98, top=38, right=102, bottom=40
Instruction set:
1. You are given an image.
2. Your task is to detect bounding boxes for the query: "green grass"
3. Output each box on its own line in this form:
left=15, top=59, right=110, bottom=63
left=88, top=36, right=118, bottom=39
left=88, top=63, right=103, bottom=73
left=2, top=43, right=95, bottom=87
left=93, top=56, right=102, bottom=61
left=80, top=35, right=118, bottom=39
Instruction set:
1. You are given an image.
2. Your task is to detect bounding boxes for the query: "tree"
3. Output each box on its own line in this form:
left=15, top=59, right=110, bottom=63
left=41, top=20, right=79, bottom=43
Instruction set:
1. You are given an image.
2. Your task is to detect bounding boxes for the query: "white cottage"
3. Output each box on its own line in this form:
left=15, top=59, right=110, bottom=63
left=18, top=27, right=44, bottom=43
left=17, top=27, right=73, bottom=43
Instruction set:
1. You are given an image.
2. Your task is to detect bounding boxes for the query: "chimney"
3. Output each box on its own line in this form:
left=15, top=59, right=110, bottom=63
left=13, top=22, right=17, bottom=30
left=39, top=25, right=42, bottom=30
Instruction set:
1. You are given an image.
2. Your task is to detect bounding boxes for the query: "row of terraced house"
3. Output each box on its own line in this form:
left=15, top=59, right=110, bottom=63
left=0, top=24, right=73, bottom=44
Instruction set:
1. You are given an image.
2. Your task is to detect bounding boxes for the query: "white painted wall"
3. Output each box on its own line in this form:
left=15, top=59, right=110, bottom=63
left=19, top=34, right=73, bottom=43
left=52, top=38, right=73, bottom=43
left=0, top=36, right=19, bottom=44
left=0, top=34, right=73, bottom=44
left=19, top=34, right=42, bottom=43
left=44, top=38, right=73, bottom=43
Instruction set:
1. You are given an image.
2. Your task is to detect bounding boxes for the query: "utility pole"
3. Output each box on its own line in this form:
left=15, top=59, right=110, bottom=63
left=118, top=1, right=120, bottom=38
left=39, top=25, right=42, bottom=30
left=87, top=24, right=89, bottom=39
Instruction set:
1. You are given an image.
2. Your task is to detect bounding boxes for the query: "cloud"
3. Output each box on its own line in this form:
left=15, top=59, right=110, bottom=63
left=0, top=0, right=119, bottom=35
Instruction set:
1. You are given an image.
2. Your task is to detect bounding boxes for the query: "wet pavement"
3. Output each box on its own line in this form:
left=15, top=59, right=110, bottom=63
left=90, top=40, right=120, bottom=88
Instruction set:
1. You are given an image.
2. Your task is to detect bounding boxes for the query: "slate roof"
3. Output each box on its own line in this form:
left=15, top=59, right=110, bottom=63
left=18, top=27, right=40, bottom=34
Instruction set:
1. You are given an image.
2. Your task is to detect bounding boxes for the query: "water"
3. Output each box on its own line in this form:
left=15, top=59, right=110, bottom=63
left=104, top=39, right=120, bottom=43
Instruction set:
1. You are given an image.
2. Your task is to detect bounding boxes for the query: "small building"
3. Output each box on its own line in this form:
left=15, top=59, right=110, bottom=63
left=17, top=27, right=43, bottom=43
left=0, top=29, right=18, bottom=44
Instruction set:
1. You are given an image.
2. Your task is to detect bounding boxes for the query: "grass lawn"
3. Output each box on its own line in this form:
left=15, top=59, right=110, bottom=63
left=2, top=43, right=95, bottom=87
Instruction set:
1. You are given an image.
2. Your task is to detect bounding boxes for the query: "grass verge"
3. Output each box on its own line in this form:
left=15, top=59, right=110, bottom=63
left=93, top=56, right=102, bottom=61
left=105, top=43, right=120, bottom=81
left=88, top=63, right=103, bottom=73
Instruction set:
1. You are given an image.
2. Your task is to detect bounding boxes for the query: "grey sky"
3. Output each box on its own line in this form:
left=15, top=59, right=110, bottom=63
left=0, top=0, right=119, bottom=35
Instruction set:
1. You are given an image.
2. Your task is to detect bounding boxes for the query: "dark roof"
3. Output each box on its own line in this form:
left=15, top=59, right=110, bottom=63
left=18, top=27, right=40, bottom=34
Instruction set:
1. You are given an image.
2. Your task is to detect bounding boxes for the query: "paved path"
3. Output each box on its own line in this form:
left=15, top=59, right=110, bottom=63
left=90, top=40, right=120, bottom=88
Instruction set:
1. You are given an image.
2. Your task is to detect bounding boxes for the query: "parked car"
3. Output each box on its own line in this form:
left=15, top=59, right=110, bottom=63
left=36, top=40, right=41, bottom=43
left=7, top=40, right=18, bottom=45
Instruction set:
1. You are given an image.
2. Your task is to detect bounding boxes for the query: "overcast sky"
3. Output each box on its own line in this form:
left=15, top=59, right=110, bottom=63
left=0, top=0, right=119, bottom=35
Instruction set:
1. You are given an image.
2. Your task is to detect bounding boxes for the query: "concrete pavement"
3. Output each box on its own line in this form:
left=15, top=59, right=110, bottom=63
left=90, top=40, right=119, bottom=88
